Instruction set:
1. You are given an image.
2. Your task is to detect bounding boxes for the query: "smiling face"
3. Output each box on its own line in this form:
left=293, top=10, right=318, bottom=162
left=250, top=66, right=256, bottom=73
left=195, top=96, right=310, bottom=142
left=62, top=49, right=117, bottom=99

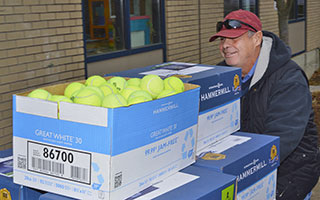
left=219, top=31, right=262, bottom=77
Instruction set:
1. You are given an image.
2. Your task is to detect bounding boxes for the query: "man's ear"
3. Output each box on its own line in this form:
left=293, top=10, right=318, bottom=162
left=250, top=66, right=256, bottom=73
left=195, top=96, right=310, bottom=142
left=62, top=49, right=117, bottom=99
left=253, top=31, right=263, bottom=47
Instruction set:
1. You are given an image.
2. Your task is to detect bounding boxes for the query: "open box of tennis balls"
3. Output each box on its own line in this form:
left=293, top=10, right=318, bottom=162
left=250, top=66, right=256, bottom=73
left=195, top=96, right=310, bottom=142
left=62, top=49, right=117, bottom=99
left=12, top=76, right=200, bottom=200
left=107, top=62, right=242, bottom=156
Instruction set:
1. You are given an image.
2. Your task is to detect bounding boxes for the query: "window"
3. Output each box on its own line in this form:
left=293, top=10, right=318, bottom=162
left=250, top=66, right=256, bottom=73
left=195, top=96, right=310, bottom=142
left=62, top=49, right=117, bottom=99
left=224, top=0, right=259, bottom=16
left=289, top=0, right=305, bottom=21
left=83, top=0, right=163, bottom=61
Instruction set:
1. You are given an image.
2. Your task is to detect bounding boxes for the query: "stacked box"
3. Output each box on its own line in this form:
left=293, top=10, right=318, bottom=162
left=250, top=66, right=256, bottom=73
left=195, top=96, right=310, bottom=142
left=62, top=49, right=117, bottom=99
left=137, top=165, right=237, bottom=200
left=39, top=193, right=75, bottom=200
left=12, top=79, right=200, bottom=200
left=194, top=132, right=280, bottom=200
left=0, top=149, right=43, bottom=200
left=39, top=165, right=237, bottom=200
left=107, top=62, right=242, bottom=154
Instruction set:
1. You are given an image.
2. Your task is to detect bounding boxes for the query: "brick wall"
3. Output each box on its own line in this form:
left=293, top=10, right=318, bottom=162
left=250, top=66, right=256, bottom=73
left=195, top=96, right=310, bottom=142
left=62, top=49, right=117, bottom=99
left=259, top=0, right=279, bottom=35
left=165, top=0, right=200, bottom=63
left=165, top=0, right=223, bottom=65
left=0, top=0, right=85, bottom=150
left=306, top=0, right=320, bottom=51
left=199, top=0, right=224, bottom=65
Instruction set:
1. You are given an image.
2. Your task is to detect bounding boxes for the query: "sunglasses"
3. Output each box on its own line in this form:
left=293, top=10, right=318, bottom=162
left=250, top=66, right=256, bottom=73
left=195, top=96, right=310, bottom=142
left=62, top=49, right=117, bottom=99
left=216, top=19, right=258, bottom=33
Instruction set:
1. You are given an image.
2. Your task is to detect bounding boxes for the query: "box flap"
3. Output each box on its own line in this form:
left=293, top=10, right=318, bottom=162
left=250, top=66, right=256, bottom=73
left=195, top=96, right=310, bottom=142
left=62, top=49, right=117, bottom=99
left=59, top=102, right=108, bottom=127
left=15, top=95, right=58, bottom=119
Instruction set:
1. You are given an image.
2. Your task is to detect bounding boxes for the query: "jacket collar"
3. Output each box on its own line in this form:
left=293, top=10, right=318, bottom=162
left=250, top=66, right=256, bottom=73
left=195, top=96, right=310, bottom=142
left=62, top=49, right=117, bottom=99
left=249, top=36, right=273, bottom=89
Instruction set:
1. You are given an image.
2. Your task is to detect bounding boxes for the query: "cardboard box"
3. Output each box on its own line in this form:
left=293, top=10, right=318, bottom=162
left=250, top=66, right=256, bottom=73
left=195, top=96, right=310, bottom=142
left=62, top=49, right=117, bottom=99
left=0, top=149, right=43, bottom=200
left=107, top=62, right=242, bottom=154
left=194, top=132, right=280, bottom=200
left=13, top=79, right=200, bottom=200
left=133, top=165, right=237, bottom=200
left=39, top=165, right=237, bottom=200
left=196, top=99, right=240, bottom=156
left=39, top=193, right=75, bottom=200
left=237, top=169, right=277, bottom=200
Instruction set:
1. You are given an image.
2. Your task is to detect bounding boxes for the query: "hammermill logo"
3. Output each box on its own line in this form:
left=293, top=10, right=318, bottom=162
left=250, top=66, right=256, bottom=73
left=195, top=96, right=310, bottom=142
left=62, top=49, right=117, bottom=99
left=232, top=74, right=241, bottom=92
left=269, top=145, right=279, bottom=163
left=0, top=188, right=12, bottom=200
left=200, top=82, right=231, bottom=101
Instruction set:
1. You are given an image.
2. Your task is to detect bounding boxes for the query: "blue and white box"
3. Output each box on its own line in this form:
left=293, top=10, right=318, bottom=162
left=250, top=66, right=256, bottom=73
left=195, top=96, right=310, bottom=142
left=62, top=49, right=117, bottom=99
left=194, top=132, right=280, bottom=200
left=131, top=165, right=237, bottom=200
left=39, top=165, right=237, bottom=200
left=107, top=62, right=242, bottom=154
left=0, top=149, right=43, bottom=200
left=12, top=79, right=200, bottom=200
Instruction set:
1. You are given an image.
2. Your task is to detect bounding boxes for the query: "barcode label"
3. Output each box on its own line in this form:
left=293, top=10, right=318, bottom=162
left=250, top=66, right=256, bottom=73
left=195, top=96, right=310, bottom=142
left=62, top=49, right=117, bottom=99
left=32, top=157, right=51, bottom=172
left=71, top=166, right=89, bottom=182
left=114, top=172, right=122, bottom=188
left=31, top=157, right=65, bottom=175
left=52, top=161, right=65, bottom=175
left=27, top=141, right=91, bottom=184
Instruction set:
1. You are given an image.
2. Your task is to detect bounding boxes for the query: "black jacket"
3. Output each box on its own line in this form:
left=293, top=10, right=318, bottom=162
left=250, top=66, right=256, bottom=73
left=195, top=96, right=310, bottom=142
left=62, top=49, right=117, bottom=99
left=219, top=31, right=320, bottom=200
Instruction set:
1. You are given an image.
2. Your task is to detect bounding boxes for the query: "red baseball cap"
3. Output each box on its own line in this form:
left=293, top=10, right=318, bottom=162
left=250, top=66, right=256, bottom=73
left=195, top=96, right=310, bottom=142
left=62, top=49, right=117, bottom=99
left=209, top=9, right=262, bottom=42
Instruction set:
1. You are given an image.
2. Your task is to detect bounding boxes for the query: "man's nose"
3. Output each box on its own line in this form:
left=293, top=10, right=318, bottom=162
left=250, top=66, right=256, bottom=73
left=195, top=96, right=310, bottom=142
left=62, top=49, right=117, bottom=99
left=221, top=38, right=233, bottom=47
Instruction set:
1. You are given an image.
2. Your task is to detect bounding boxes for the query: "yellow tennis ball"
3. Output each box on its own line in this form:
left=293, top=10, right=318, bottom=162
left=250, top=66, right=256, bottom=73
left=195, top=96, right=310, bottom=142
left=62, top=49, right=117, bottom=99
left=127, top=78, right=141, bottom=87
left=128, top=90, right=153, bottom=102
left=108, top=76, right=127, bottom=92
left=64, top=82, right=85, bottom=98
left=157, top=89, right=178, bottom=99
left=85, top=86, right=104, bottom=99
left=28, top=89, right=51, bottom=100
left=85, top=75, right=107, bottom=87
left=140, top=74, right=164, bottom=99
left=121, top=85, right=141, bottom=100
left=164, top=76, right=185, bottom=93
left=102, top=94, right=128, bottom=108
left=50, top=95, right=73, bottom=103
left=73, top=88, right=102, bottom=107
left=99, top=83, right=119, bottom=96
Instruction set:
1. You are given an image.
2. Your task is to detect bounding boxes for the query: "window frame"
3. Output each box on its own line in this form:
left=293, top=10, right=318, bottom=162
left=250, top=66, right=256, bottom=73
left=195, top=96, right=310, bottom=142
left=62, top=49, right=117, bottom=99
left=288, top=0, right=306, bottom=23
left=288, top=0, right=306, bottom=57
left=83, top=0, right=166, bottom=63
left=224, top=0, right=259, bottom=17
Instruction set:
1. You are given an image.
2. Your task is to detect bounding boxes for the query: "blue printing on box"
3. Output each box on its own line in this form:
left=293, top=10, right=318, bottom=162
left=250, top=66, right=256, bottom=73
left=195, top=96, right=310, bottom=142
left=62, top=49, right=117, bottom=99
left=197, top=98, right=240, bottom=147
left=38, top=165, right=236, bottom=200
left=194, top=131, right=280, bottom=192
left=13, top=86, right=199, bottom=156
left=106, top=62, right=242, bottom=112
left=0, top=149, right=43, bottom=200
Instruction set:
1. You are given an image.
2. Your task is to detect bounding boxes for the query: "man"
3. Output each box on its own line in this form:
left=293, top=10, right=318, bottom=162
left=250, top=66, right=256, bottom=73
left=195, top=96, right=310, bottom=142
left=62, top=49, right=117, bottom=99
left=209, top=9, right=320, bottom=200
